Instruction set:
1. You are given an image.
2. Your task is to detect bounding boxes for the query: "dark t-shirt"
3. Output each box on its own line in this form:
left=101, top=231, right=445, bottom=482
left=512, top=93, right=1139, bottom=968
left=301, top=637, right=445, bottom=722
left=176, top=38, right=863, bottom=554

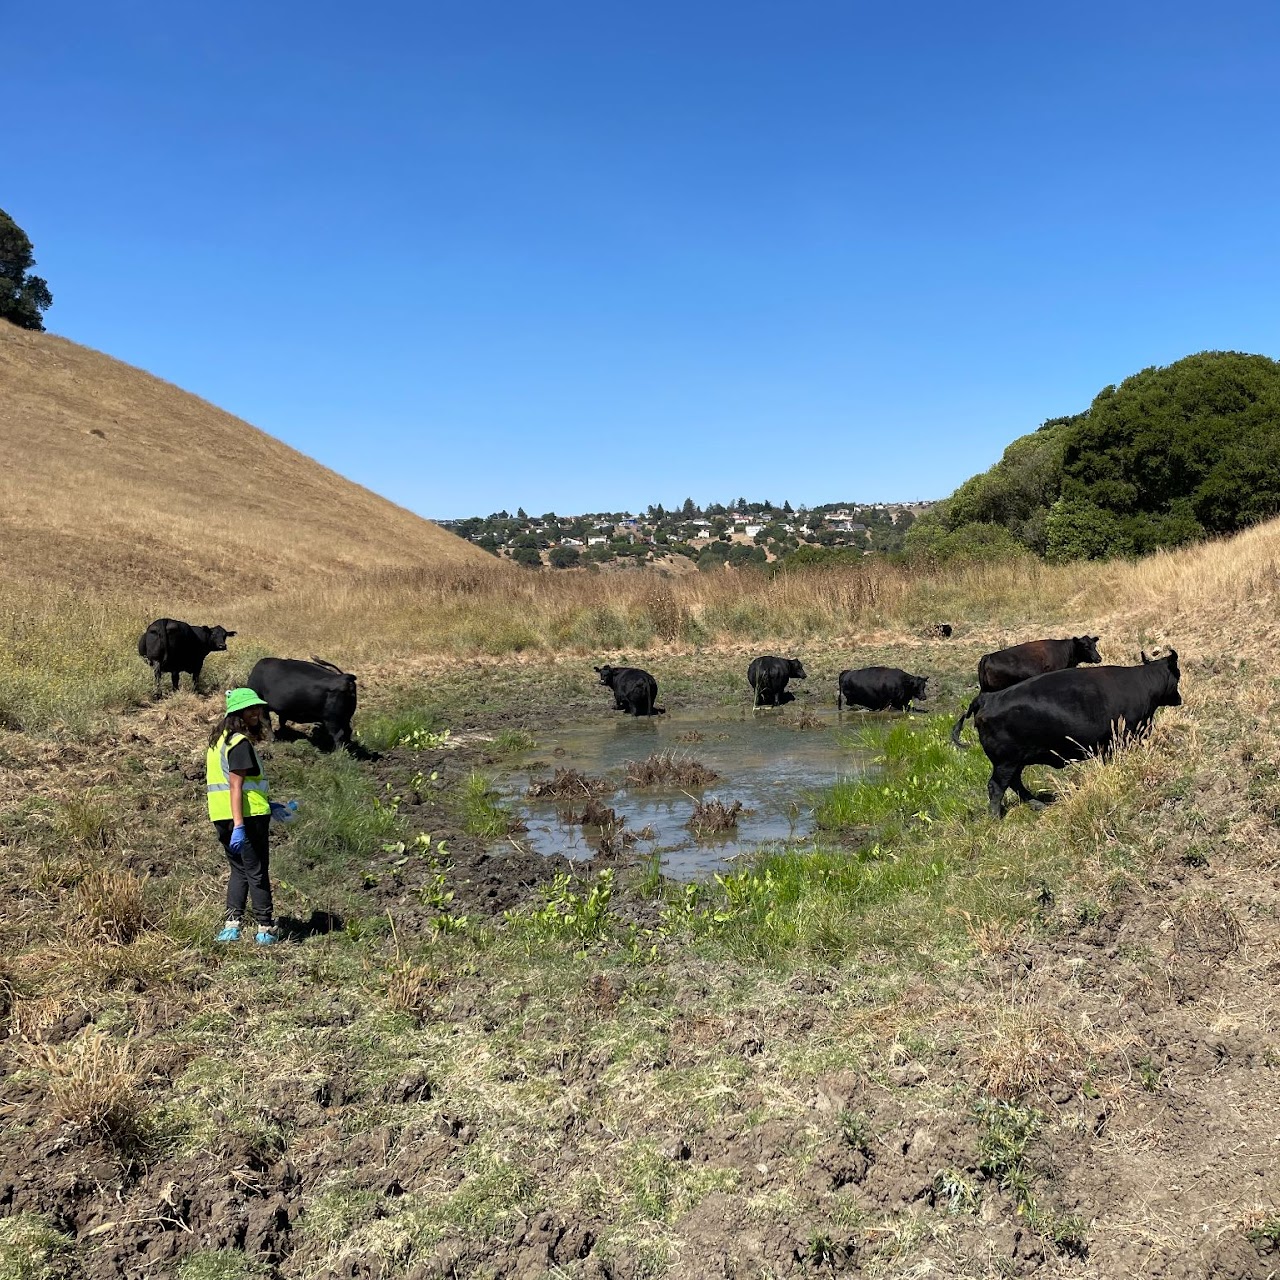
left=226, top=737, right=261, bottom=775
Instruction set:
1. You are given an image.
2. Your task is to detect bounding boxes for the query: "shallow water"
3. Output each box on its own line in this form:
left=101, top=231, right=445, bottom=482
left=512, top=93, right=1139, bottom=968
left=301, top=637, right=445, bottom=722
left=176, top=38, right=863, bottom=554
left=503, top=705, right=877, bottom=879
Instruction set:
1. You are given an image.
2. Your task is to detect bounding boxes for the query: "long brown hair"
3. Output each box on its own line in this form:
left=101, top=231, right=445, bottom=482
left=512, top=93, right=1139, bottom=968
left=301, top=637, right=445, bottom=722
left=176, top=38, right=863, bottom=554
left=208, top=709, right=267, bottom=749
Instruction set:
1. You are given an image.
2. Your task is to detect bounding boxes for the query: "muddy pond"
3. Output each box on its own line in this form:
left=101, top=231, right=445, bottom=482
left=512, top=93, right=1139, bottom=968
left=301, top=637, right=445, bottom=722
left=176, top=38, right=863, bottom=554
left=501, top=706, right=878, bottom=879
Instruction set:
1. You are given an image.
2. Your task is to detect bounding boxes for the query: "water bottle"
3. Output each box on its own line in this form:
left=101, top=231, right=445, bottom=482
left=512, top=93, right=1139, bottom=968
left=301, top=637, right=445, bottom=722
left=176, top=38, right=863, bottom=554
left=270, top=800, right=299, bottom=825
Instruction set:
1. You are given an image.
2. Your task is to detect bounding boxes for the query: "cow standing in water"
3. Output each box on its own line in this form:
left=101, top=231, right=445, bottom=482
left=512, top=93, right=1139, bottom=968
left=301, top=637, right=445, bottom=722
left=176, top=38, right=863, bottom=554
left=748, top=656, right=807, bottom=706
left=952, top=635, right=1102, bottom=745
left=837, top=667, right=929, bottom=712
left=138, top=618, right=236, bottom=697
left=974, top=650, right=1181, bottom=818
left=595, top=665, right=662, bottom=716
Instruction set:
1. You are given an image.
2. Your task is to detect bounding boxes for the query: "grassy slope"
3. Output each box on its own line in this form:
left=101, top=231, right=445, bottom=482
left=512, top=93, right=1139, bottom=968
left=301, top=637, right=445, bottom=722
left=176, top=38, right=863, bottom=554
left=0, top=324, right=486, bottom=594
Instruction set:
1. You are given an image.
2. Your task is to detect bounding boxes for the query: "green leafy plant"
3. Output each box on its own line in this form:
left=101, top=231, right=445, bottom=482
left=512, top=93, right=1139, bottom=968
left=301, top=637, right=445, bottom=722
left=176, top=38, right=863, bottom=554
left=505, top=870, right=614, bottom=950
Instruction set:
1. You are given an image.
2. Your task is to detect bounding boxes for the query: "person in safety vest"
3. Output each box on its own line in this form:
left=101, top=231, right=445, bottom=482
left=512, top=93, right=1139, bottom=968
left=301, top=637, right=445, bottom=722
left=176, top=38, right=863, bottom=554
left=207, top=687, right=285, bottom=945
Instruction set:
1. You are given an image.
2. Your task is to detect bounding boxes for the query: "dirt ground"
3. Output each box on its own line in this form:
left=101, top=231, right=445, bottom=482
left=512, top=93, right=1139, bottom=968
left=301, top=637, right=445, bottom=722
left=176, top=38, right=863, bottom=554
left=2, top=637, right=1280, bottom=1279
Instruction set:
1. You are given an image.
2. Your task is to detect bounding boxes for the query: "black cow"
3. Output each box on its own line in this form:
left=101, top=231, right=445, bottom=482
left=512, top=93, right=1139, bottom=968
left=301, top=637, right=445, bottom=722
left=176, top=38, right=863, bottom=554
left=137, top=618, right=235, bottom=697
left=594, top=665, right=661, bottom=716
left=837, top=666, right=929, bottom=712
left=952, top=635, right=1103, bottom=745
left=748, top=656, right=807, bottom=706
left=248, top=656, right=358, bottom=749
left=975, top=650, right=1181, bottom=818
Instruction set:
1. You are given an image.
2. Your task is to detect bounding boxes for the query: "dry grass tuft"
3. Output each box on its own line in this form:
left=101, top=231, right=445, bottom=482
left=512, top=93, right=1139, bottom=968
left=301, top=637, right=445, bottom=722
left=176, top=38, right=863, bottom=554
left=68, top=868, right=150, bottom=944
left=977, top=1001, right=1085, bottom=1100
left=27, top=1030, right=152, bottom=1147
left=1168, top=892, right=1245, bottom=954
left=526, top=768, right=613, bottom=801
left=625, top=752, right=719, bottom=789
left=688, top=798, right=745, bottom=837
left=0, top=958, right=15, bottom=1029
left=386, top=962, right=443, bottom=1021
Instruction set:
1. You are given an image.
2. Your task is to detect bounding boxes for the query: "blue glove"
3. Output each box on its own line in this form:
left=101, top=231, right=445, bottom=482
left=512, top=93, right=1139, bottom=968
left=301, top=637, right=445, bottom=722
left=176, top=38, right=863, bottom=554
left=270, top=801, right=298, bottom=823
left=229, top=825, right=247, bottom=852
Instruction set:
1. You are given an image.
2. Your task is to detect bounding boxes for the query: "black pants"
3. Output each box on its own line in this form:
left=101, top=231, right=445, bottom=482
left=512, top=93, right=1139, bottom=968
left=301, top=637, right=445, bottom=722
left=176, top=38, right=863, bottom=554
left=213, top=816, right=274, bottom=925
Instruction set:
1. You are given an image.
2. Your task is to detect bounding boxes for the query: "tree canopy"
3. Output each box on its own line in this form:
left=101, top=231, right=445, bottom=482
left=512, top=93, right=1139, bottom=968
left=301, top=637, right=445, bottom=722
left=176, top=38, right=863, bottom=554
left=908, top=351, right=1280, bottom=563
left=0, top=210, right=53, bottom=332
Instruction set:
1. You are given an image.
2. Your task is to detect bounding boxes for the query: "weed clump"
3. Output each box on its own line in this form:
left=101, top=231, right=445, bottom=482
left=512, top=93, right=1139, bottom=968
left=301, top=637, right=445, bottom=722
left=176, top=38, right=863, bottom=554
left=625, top=752, right=719, bottom=789
left=68, top=868, right=150, bottom=944
left=526, top=768, right=612, bottom=801
left=567, top=798, right=621, bottom=828
left=505, top=870, right=614, bottom=949
left=688, top=798, right=744, bottom=837
left=28, top=1031, right=152, bottom=1149
left=385, top=961, right=443, bottom=1021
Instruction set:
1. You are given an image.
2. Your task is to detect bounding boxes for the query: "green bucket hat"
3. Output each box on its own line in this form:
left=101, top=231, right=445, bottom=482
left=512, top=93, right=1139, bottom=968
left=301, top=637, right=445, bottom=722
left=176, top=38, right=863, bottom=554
left=226, top=687, right=269, bottom=715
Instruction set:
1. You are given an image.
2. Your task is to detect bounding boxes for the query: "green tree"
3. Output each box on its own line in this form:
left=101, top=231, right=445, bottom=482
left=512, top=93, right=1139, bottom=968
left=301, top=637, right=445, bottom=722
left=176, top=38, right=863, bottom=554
left=1043, top=500, right=1129, bottom=563
left=548, top=545, right=581, bottom=569
left=681, top=497, right=697, bottom=517
left=0, top=209, right=53, bottom=331
left=511, top=546, right=542, bottom=568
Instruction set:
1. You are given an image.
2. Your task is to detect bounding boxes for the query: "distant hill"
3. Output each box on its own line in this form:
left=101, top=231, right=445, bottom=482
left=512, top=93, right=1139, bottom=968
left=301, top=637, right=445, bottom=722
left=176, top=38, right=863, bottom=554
left=909, top=351, right=1280, bottom=562
left=0, top=325, right=487, bottom=594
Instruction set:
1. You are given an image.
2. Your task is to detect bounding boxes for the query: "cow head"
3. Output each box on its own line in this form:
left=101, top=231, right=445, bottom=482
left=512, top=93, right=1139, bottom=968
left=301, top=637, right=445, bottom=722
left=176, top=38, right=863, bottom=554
left=202, top=625, right=235, bottom=651
left=909, top=675, right=930, bottom=703
left=1142, top=648, right=1182, bottom=705
left=594, top=665, right=617, bottom=687
left=788, top=659, right=808, bottom=680
left=1075, top=635, right=1102, bottom=665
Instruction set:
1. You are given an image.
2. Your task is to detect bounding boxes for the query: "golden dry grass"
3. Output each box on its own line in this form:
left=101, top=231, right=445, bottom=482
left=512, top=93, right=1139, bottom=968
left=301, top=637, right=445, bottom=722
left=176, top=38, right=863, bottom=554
left=25, top=1030, right=152, bottom=1147
left=0, top=324, right=487, bottom=595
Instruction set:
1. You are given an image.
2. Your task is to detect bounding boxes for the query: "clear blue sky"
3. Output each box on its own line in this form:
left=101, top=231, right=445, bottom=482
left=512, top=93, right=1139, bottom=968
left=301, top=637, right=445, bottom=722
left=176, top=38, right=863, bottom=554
left=11, top=1, right=1280, bottom=518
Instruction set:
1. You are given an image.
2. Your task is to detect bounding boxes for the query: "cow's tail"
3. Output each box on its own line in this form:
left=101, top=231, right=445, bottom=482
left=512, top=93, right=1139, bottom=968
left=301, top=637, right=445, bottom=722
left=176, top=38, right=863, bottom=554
left=950, top=697, right=981, bottom=749
left=837, top=689, right=843, bottom=711
left=309, top=656, right=347, bottom=675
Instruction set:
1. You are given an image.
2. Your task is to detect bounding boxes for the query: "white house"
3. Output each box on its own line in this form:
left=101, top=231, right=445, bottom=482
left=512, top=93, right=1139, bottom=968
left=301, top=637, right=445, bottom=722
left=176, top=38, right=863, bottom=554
left=588, top=536, right=607, bottom=547
left=744, top=524, right=764, bottom=537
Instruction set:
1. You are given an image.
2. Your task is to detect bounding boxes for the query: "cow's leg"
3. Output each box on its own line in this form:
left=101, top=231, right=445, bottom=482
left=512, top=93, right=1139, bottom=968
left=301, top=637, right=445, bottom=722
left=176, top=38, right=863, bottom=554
left=191, top=661, right=204, bottom=696
left=988, top=763, right=1018, bottom=819
left=171, top=670, right=180, bottom=693
left=151, top=662, right=162, bottom=699
left=1013, top=769, right=1056, bottom=807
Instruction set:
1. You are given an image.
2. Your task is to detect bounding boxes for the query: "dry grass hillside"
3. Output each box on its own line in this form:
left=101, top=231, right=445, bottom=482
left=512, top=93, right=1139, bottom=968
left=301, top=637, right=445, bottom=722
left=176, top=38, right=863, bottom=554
left=0, top=324, right=486, bottom=593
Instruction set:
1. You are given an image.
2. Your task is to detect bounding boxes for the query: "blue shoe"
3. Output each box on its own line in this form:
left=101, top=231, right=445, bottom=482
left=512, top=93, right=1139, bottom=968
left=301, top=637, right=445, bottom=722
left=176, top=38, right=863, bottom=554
left=215, top=919, right=241, bottom=943
left=255, top=924, right=282, bottom=946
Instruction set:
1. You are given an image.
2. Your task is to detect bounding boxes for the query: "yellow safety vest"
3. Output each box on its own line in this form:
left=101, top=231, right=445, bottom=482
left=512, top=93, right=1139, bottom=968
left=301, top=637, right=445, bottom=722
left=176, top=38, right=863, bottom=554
left=206, top=731, right=271, bottom=821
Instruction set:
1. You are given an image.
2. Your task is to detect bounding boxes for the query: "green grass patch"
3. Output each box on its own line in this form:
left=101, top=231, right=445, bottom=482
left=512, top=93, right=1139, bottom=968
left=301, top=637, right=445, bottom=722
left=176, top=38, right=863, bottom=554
left=176, top=1251, right=273, bottom=1280
left=270, top=748, right=403, bottom=907
left=356, top=703, right=446, bottom=752
left=459, top=772, right=521, bottom=838
left=0, top=1214, right=72, bottom=1280
left=492, top=727, right=536, bottom=755
left=815, top=714, right=989, bottom=839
